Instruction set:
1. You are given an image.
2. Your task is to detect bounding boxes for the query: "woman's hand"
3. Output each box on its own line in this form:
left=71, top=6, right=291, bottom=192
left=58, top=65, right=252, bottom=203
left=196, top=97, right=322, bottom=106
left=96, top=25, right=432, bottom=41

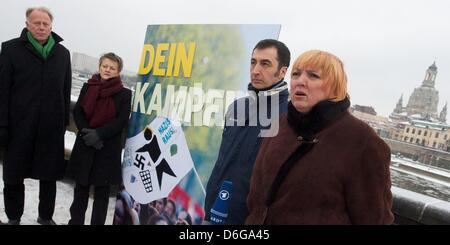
left=81, top=128, right=101, bottom=146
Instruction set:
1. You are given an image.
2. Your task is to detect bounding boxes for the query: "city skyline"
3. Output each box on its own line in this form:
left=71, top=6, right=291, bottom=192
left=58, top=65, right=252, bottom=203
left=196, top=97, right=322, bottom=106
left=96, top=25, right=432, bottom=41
left=71, top=51, right=136, bottom=77
left=1, top=0, right=449, bottom=121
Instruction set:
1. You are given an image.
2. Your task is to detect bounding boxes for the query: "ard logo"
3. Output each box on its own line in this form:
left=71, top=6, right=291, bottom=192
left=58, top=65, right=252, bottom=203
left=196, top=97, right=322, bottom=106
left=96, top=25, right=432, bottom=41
left=219, top=190, right=230, bottom=201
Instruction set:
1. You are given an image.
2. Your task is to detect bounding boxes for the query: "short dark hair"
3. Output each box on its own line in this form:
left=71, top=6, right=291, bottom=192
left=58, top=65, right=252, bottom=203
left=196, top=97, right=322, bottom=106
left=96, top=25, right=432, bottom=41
left=253, top=39, right=290, bottom=69
left=99, top=52, right=123, bottom=72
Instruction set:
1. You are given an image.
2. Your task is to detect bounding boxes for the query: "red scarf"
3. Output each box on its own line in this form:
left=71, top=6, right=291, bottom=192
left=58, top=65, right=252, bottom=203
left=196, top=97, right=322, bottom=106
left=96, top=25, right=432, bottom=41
left=81, top=74, right=124, bottom=128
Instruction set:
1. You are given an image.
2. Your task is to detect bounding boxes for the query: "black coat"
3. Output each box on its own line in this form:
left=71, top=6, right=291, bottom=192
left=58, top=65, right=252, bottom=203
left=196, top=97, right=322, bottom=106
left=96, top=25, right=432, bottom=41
left=0, top=28, right=71, bottom=182
left=66, top=83, right=131, bottom=186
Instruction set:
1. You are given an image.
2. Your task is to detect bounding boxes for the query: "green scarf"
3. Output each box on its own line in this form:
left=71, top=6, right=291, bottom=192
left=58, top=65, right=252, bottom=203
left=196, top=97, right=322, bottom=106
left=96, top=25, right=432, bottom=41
left=27, top=31, right=55, bottom=59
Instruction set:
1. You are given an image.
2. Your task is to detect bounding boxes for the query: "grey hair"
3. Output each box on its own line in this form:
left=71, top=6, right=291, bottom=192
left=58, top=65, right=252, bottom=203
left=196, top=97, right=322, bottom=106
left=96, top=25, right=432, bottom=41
left=26, top=7, right=54, bottom=22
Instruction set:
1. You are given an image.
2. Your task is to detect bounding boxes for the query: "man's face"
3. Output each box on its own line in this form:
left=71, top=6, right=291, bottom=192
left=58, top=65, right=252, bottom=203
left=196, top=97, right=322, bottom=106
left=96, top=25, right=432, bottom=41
left=250, top=47, right=287, bottom=89
left=26, top=10, right=52, bottom=45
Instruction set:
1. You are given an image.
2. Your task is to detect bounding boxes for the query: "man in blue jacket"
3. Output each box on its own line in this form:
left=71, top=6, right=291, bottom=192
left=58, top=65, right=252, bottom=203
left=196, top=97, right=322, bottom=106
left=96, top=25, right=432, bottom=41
left=204, top=39, right=290, bottom=224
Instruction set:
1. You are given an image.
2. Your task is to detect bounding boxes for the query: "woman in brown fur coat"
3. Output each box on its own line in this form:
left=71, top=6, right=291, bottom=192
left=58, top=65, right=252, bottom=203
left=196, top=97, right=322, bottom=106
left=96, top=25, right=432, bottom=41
left=246, top=50, right=394, bottom=225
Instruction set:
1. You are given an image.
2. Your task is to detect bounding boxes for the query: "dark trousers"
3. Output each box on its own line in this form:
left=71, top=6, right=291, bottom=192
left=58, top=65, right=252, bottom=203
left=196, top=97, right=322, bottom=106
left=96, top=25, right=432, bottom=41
left=3, top=180, right=56, bottom=220
left=68, top=184, right=110, bottom=225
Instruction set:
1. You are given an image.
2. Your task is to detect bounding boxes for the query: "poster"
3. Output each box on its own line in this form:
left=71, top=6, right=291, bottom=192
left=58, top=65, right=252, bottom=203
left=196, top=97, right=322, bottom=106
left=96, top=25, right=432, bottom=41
left=113, top=24, right=280, bottom=225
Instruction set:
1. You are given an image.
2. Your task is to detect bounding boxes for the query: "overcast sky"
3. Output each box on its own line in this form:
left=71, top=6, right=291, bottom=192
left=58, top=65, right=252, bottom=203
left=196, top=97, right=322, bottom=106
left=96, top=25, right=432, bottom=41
left=1, top=0, right=449, bottom=120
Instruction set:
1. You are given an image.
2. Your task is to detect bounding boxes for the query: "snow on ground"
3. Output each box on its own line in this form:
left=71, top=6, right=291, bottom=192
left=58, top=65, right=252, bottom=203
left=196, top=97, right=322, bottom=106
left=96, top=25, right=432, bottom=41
left=0, top=132, right=118, bottom=225
left=0, top=162, right=116, bottom=225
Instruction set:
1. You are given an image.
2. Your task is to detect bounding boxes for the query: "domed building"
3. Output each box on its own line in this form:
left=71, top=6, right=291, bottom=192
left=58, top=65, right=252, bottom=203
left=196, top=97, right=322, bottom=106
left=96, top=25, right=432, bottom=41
left=391, top=62, right=447, bottom=123
left=388, top=62, right=449, bottom=153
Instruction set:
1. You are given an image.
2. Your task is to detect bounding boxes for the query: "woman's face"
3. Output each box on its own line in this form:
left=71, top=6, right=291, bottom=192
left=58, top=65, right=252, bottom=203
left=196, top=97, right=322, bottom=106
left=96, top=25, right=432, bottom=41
left=155, top=199, right=165, bottom=213
left=99, top=58, right=120, bottom=80
left=290, top=67, right=329, bottom=113
left=165, top=202, right=175, bottom=216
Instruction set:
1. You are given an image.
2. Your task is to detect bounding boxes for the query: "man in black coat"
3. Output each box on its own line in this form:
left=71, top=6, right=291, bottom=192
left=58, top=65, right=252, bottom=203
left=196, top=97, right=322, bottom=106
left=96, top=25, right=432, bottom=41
left=0, top=7, right=71, bottom=225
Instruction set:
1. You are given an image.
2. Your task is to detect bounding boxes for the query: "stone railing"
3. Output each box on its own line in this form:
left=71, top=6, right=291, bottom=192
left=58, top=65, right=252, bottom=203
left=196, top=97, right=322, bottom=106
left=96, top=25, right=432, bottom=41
left=392, top=186, right=450, bottom=225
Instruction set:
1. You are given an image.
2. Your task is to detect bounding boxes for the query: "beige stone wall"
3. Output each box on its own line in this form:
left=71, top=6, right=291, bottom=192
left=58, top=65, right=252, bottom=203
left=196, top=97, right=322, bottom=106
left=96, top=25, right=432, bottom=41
left=401, top=125, right=449, bottom=150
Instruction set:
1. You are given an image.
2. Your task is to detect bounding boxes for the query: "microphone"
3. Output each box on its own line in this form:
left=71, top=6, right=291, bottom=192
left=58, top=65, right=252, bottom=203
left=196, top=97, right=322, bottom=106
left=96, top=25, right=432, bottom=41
left=210, top=180, right=232, bottom=225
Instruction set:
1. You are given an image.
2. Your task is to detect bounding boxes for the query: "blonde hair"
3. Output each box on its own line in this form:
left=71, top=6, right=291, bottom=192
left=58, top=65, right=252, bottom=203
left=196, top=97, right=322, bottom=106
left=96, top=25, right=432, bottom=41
left=291, top=50, right=348, bottom=101
left=26, top=7, right=54, bottom=22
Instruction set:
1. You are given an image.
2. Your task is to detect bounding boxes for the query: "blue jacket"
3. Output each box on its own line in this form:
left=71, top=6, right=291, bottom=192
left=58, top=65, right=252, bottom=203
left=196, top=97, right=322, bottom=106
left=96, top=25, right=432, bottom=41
left=204, top=81, right=289, bottom=224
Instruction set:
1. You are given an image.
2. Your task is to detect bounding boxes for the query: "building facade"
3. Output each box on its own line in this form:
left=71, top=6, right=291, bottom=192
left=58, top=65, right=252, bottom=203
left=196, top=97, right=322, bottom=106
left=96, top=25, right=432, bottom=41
left=72, top=52, right=99, bottom=74
left=387, top=62, right=449, bottom=152
left=350, top=108, right=391, bottom=138
left=401, top=120, right=450, bottom=151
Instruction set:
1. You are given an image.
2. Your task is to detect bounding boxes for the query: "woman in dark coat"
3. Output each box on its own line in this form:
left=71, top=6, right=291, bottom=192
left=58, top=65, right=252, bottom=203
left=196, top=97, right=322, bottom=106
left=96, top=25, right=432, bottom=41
left=66, top=52, right=131, bottom=225
left=246, top=50, right=394, bottom=225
